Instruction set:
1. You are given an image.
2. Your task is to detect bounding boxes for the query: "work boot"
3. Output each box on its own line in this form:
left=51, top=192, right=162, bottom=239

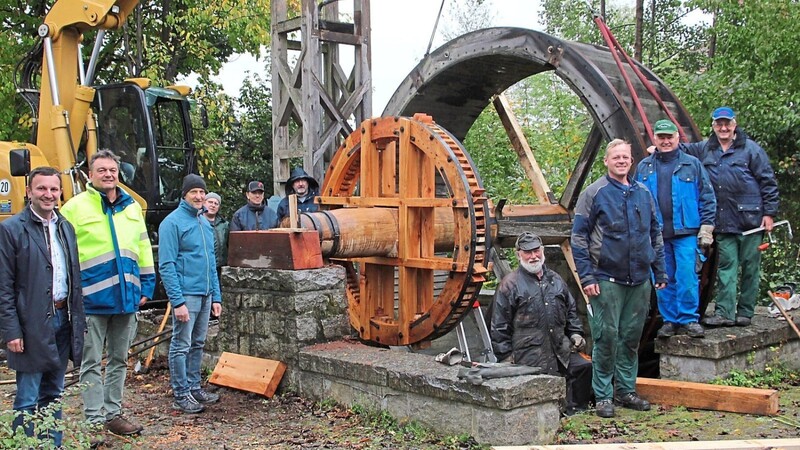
left=191, top=388, right=220, bottom=404
left=173, top=394, right=205, bottom=414
left=595, top=399, right=615, bottom=418
left=702, top=314, right=734, bottom=327
left=679, top=322, right=705, bottom=338
left=105, top=415, right=143, bottom=435
left=657, top=322, right=677, bottom=338
left=736, top=316, right=752, bottom=327
left=614, top=392, right=651, bottom=411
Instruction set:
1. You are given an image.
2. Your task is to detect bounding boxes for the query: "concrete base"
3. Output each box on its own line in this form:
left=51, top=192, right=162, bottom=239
left=297, top=341, right=564, bottom=446
left=656, top=306, right=800, bottom=382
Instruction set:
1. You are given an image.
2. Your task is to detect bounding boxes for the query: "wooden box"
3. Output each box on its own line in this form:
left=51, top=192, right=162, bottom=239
left=228, top=229, right=323, bottom=269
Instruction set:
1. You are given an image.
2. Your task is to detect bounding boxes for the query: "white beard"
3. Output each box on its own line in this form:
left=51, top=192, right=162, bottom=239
left=520, top=258, right=544, bottom=275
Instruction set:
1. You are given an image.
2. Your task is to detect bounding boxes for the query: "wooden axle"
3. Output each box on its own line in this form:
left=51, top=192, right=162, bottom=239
left=296, top=207, right=456, bottom=258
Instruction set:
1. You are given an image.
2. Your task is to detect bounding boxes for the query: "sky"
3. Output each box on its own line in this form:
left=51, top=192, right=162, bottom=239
left=188, top=0, right=653, bottom=112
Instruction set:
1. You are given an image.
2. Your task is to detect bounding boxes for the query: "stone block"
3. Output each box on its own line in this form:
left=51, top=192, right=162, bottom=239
left=296, top=316, right=321, bottom=342
left=296, top=341, right=563, bottom=446
left=223, top=265, right=345, bottom=293
left=657, top=308, right=800, bottom=382
left=240, top=292, right=274, bottom=309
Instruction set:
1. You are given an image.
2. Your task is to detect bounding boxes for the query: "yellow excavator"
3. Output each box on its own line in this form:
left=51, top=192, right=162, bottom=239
left=0, top=0, right=199, bottom=236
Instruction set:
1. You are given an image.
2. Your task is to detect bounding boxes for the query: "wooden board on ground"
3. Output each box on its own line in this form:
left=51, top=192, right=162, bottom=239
left=636, top=377, right=779, bottom=416
left=209, top=352, right=286, bottom=398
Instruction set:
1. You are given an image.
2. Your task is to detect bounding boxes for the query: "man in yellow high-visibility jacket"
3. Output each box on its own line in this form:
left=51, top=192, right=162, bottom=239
left=61, top=150, right=155, bottom=441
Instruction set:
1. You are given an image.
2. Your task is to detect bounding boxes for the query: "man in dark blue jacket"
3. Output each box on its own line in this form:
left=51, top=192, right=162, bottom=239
left=230, top=180, right=278, bottom=231
left=571, top=139, right=667, bottom=418
left=277, top=167, right=319, bottom=223
left=682, top=107, right=779, bottom=327
left=159, top=174, right=222, bottom=414
left=0, top=167, right=85, bottom=447
left=636, top=119, right=716, bottom=339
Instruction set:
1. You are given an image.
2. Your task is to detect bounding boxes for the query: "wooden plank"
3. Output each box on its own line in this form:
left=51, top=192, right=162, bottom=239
left=288, top=194, right=299, bottom=228
left=493, top=93, right=555, bottom=205
left=501, top=204, right=570, bottom=218
left=560, top=240, right=590, bottom=313
left=492, top=438, right=800, bottom=450
left=209, top=352, right=286, bottom=398
left=635, top=377, right=779, bottom=416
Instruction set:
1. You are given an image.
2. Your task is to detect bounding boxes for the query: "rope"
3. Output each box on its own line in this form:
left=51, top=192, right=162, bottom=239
left=425, top=0, right=447, bottom=57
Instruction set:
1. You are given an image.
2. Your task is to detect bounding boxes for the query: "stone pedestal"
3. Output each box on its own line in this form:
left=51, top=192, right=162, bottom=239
left=297, top=341, right=563, bottom=446
left=656, top=307, right=800, bottom=382
left=204, top=265, right=351, bottom=386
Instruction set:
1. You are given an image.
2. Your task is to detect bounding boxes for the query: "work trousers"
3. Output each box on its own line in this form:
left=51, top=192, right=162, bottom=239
left=169, top=294, right=212, bottom=397
left=558, top=352, right=593, bottom=410
left=13, top=308, right=70, bottom=446
left=588, top=280, right=650, bottom=401
left=658, top=235, right=700, bottom=325
left=81, top=313, right=138, bottom=424
left=715, top=233, right=762, bottom=321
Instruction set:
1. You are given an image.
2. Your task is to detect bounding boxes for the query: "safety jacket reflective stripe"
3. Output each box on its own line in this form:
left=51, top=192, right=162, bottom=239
left=60, top=184, right=155, bottom=314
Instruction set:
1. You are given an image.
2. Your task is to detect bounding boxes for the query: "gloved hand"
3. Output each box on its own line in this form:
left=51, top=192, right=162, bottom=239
left=697, top=224, right=714, bottom=248
left=570, top=334, right=586, bottom=352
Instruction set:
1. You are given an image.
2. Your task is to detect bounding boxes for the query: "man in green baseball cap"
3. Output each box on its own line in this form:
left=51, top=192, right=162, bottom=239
left=636, top=119, right=716, bottom=339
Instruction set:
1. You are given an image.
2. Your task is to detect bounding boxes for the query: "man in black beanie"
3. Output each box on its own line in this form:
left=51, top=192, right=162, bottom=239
left=159, top=174, right=222, bottom=414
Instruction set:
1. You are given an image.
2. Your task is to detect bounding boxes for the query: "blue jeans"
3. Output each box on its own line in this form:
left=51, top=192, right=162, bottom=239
left=13, top=308, right=70, bottom=447
left=658, top=235, right=700, bottom=325
left=169, top=295, right=212, bottom=397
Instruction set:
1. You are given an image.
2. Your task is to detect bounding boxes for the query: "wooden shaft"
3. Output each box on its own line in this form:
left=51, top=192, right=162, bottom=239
left=299, top=208, right=455, bottom=258
left=144, top=302, right=172, bottom=370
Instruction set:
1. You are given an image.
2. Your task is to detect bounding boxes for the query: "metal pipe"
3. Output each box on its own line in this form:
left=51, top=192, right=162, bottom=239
left=42, top=36, right=60, bottom=106
left=84, top=30, right=106, bottom=86
left=77, top=43, right=86, bottom=85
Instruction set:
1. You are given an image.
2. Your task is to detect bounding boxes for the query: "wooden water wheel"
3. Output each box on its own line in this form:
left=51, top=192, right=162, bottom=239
left=316, top=113, right=491, bottom=346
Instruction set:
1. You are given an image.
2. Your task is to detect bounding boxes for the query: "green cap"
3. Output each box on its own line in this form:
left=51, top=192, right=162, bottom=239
left=653, top=119, right=678, bottom=135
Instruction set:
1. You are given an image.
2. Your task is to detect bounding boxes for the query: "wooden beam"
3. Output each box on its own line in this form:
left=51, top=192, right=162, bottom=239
left=492, top=93, right=556, bottom=205
left=492, top=438, right=800, bottom=450
left=636, top=377, right=779, bottom=416
left=561, top=123, right=603, bottom=210
left=560, top=240, right=590, bottom=313
left=209, top=352, right=286, bottom=398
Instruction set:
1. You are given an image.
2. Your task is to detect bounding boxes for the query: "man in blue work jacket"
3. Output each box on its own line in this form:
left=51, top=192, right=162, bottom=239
left=636, top=119, right=716, bottom=338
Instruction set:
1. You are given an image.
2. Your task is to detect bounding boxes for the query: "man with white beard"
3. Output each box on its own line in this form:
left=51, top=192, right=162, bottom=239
left=490, top=232, right=592, bottom=415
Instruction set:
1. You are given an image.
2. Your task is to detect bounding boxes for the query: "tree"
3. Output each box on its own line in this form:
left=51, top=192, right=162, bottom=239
left=200, top=74, right=274, bottom=219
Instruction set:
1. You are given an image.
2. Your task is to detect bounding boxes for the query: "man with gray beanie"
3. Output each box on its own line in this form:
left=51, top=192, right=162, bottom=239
left=159, top=174, right=222, bottom=414
left=203, top=192, right=229, bottom=272
left=490, top=232, right=592, bottom=415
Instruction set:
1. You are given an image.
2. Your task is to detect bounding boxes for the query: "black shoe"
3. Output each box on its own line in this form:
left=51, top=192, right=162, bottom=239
left=679, top=322, right=705, bottom=338
left=735, top=316, right=752, bottom=327
left=614, top=392, right=651, bottom=411
left=595, top=399, right=615, bottom=418
left=702, top=314, right=735, bottom=327
left=657, top=322, right=677, bottom=338
left=173, top=394, right=205, bottom=413
left=191, top=388, right=220, bottom=404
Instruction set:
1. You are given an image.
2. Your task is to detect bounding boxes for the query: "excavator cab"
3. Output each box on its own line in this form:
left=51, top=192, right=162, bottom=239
left=91, top=81, right=197, bottom=234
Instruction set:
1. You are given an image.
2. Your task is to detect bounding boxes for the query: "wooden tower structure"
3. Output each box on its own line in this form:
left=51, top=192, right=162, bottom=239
left=270, top=0, right=372, bottom=195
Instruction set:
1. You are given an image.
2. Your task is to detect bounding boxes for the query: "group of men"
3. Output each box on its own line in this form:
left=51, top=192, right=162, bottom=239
left=0, top=147, right=321, bottom=446
left=491, top=106, right=779, bottom=418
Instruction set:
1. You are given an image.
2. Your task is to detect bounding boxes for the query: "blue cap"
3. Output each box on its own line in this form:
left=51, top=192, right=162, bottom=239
left=712, top=107, right=735, bottom=120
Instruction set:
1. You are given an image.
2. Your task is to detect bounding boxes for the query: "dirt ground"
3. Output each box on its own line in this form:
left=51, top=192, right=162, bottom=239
left=2, top=356, right=800, bottom=449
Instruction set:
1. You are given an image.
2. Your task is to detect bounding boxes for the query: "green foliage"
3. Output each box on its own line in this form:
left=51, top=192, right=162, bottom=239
left=0, top=397, right=96, bottom=449
left=198, top=74, right=274, bottom=220
left=711, top=361, right=800, bottom=389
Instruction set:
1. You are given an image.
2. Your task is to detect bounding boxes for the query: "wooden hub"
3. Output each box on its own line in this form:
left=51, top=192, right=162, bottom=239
left=319, top=114, right=491, bottom=346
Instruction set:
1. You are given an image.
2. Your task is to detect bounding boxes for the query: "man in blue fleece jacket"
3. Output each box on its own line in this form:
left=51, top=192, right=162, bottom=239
left=158, top=174, right=222, bottom=414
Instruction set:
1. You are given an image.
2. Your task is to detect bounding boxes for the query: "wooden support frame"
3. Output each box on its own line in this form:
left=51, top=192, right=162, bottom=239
left=271, top=0, right=372, bottom=194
